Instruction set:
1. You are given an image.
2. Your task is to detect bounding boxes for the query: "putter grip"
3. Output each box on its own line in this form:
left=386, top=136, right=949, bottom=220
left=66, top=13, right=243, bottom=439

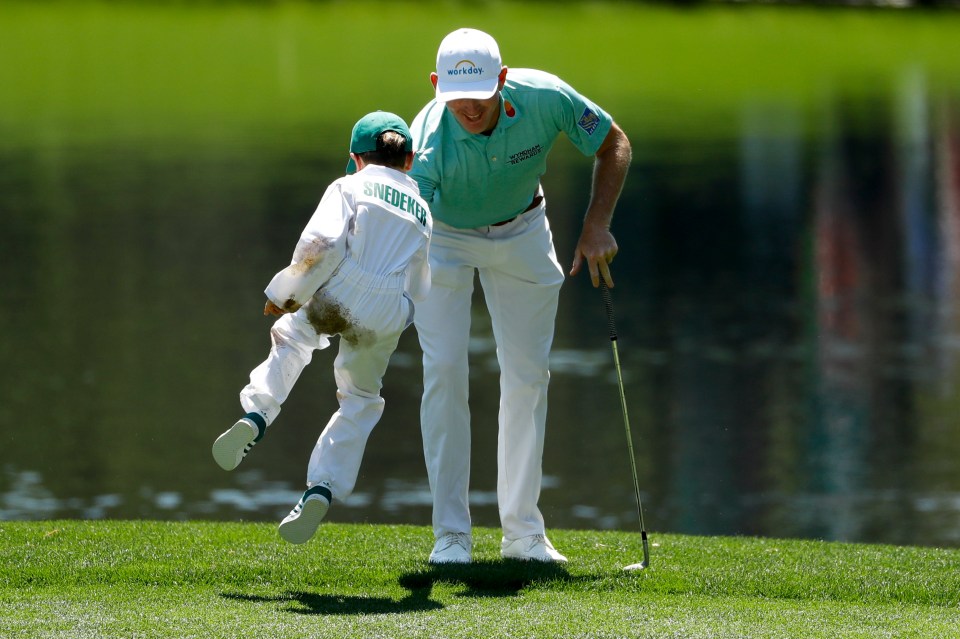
left=599, top=276, right=618, bottom=342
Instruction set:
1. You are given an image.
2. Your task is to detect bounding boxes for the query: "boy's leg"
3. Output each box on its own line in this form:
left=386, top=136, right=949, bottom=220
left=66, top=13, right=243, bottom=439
left=280, top=327, right=402, bottom=544
left=214, top=312, right=329, bottom=471
left=240, top=312, right=330, bottom=423
left=304, top=328, right=402, bottom=499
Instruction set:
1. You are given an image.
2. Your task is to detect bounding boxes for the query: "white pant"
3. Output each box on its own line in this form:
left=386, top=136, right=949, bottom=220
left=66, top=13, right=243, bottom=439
left=415, top=202, right=565, bottom=540
left=240, top=260, right=410, bottom=501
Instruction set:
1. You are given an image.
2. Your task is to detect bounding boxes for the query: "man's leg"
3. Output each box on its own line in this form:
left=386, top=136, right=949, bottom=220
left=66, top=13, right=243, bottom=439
left=479, top=207, right=564, bottom=541
left=415, top=253, right=476, bottom=540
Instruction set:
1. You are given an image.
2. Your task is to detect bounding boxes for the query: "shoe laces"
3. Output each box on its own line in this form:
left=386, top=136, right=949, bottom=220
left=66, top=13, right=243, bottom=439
left=524, top=534, right=549, bottom=551
left=437, top=532, right=470, bottom=552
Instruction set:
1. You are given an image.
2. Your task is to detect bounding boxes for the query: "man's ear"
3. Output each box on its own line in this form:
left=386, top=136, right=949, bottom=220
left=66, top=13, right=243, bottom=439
left=403, top=152, right=415, bottom=171
left=430, top=72, right=439, bottom=90
left=350, top=152, right=363, bottom=171
left=497, top=66, right=508, bottom=88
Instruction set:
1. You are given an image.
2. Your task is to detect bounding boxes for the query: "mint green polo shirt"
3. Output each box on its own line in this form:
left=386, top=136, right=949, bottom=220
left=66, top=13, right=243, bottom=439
left=409, top=68, right=614, bottom=229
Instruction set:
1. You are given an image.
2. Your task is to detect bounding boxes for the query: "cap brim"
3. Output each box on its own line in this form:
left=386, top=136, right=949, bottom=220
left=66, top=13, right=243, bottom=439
left=435, top=77, right=499, bottom=103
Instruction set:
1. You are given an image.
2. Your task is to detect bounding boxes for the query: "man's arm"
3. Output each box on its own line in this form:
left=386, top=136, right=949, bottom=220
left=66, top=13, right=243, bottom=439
left=569, top=121, right=632, bottom=288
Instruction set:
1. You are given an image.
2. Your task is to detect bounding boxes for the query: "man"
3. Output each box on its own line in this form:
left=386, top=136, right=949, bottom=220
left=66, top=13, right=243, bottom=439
left=409, top=28, right=631, bottom=564
left=212, top=112, right=432, bottom=545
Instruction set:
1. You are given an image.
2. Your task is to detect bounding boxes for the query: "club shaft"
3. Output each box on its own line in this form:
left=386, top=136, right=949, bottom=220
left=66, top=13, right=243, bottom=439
left=610, top=338, right=646, bottom=534
left=600, top=277, right=650, bottom=568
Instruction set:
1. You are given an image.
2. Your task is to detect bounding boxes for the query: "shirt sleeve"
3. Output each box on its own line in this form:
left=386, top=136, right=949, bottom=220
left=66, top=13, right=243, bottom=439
left=264, top=181, right=351, bottom=308
left=409, top=104, right=442, bottom=204
left=548, top=74, right=613, bottom=157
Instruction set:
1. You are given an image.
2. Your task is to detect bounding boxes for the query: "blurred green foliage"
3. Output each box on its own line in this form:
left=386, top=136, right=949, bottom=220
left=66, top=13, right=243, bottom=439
left=1, top=0, right=959, bottom=149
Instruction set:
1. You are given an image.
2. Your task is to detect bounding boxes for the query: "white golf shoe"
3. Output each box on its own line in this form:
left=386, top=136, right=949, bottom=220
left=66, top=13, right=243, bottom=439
left=212, top=413, right=266, bottom=471
left=501, top=534, right=568, bottom=563
left=429, top=532, right=472, bottom=564
left=278, top=483, right=332, bottom=544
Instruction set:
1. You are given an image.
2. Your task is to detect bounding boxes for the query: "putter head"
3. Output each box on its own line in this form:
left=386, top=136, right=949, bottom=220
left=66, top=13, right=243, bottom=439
left=622, top=536, right=651, bottom=572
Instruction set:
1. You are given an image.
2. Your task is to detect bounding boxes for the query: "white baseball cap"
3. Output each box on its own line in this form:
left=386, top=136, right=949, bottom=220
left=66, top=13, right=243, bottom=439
left=434, top=28, right=502, bottom=103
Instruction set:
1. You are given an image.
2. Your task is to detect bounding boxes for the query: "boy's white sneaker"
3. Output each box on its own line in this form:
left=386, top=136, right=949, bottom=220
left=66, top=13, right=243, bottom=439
left=501, top=534, right=567, bottom=563
left=429, top=532, right=472, bottom=564
left=212, top=413, right=266, bottom=471
left=279, top=484, right=332, bottom=545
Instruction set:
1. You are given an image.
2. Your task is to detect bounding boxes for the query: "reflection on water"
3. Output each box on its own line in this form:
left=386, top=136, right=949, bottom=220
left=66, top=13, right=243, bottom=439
left=2, top=80, right=960, bottom=548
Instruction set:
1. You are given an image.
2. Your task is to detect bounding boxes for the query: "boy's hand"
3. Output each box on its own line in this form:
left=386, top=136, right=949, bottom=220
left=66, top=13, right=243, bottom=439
left=264, top=298, right=303, bottom=316
left=264, top=300, right=286, bottom=316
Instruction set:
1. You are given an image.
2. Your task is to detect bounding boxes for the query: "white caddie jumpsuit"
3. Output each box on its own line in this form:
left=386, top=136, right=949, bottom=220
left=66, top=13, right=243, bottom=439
left=239, top=164, right=432, bottom=501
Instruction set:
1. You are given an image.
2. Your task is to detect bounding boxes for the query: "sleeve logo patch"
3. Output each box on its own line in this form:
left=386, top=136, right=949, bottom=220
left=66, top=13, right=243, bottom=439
left=577, top=108, right=601, bottom=135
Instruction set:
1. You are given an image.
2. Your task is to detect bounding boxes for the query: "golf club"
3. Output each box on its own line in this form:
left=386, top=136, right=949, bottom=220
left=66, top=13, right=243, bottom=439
left=599, top=274, right=650, bottom=571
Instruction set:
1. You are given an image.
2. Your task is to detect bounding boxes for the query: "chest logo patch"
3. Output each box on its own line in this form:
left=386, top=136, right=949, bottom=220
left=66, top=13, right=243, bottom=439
left=509, top=144, right=543, bottom=165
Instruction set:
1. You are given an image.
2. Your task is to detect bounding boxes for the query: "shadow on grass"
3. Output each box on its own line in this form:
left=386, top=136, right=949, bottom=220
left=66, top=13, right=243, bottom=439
left=221, top=559, right=586, bottom=615
left=221, top=589, right=443, bottom=616
left=398, top=559, right=581, bottom=598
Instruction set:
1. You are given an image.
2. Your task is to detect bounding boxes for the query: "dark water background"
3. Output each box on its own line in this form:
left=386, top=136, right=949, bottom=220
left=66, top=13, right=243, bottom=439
left=2, top=7, right=959, bottom=549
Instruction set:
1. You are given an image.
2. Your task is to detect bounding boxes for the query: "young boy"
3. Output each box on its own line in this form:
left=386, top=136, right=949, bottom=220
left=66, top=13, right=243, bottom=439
left=212, top=111, right=432, bottom=544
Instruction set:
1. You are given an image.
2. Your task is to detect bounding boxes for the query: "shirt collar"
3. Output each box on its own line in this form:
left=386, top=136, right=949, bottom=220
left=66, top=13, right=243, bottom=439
left=357, top=163, right=419, bottom=191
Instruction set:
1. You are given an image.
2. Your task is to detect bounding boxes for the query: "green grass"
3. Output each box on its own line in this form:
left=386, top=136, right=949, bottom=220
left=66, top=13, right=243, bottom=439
left=2, top=521, right=958, bottom=638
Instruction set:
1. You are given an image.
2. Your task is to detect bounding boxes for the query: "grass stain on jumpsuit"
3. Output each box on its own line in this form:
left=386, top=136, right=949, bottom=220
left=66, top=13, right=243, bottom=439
left=304, top=291, right=375, bottom=348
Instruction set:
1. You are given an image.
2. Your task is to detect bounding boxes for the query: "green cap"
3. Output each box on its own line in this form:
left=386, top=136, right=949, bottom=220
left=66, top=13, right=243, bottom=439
left=346, top=111, right=413, bottom=174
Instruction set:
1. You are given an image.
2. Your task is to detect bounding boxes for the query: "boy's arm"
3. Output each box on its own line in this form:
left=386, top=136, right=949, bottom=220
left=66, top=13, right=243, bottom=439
left=264, top=183, right=351, bottom=311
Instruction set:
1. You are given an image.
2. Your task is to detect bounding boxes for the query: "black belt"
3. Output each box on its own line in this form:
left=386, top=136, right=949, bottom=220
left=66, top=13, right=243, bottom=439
left=491, top=193, right=543, bottom=226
